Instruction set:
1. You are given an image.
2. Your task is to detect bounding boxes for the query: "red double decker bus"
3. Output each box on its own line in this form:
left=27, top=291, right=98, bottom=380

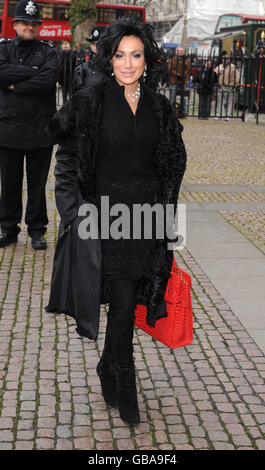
left=0, top=1, right=146, bottom=42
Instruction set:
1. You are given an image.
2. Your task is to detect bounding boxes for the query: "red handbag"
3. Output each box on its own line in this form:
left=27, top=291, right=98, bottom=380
left=134, top=257, right=193, bottom=349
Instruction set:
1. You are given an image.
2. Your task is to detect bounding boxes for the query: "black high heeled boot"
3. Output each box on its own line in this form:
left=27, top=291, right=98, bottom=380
left=96, top=354, right=117, bottom=408
left=96, top=322, right=117, bottom=408
left=115, top=363, right=140, bottom=426
left=96, top=315, right=117, bottom=408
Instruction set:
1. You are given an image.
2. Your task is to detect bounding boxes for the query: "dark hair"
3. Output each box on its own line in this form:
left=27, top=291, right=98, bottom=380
left=93, top=15, right=168, bottom=88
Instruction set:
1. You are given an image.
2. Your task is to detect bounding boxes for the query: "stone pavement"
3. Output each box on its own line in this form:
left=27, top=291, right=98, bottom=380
left=0, top=119, right=265, bottom=451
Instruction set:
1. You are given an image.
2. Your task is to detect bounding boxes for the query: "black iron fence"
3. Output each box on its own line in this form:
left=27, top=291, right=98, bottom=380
left=56, top=52, right=265, bottom=123
left=163, top=52, right=265, bottom=122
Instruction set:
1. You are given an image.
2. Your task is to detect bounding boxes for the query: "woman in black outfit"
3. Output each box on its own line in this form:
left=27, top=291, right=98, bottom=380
left=195, top=58, right=217, bottom=119
left=46, top=17, right=187, bottom=426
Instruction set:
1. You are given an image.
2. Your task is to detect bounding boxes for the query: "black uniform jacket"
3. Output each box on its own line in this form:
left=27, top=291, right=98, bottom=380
left=0, top=36, right=58, bottom=148
left=46, top=74, right=187, bottom=340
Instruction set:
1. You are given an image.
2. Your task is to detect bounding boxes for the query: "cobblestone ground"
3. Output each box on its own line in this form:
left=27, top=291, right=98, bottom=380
left=183, top=119, right=265, bottom=186
left=218, top=211, right=265, bottom=255
left=0, top=120, right=265, bottom=450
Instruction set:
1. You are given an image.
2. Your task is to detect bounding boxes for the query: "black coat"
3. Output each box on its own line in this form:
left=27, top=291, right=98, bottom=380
left=46, top=74, right=187, bottom=340
left=195, top=66, right=217, bottom=94
left=0, top=36, right=58, bottom=148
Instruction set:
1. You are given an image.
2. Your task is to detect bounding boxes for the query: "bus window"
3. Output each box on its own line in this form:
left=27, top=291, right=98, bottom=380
left=97, top=6, right=144, bottom=24
left=134, top=11, right=143, bottom=19
left=97, top=7, right=116, bottom=24
left=116, top=9, right=127, bottom=19
left=245, top=19, right=264, bottom=24
left=216, top=15, right=242, bottom=33
left=8, top=0, right=17, bottom=17
left=38, top=3, right=54, bottom=20
left=0, top=0, right=4, bottom=15
left=115, top=8, right=143, bottom=20
left=56, top=6, right=70, bottom=21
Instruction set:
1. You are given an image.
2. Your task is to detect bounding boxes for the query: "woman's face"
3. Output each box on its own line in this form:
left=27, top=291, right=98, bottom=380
left=110, top=35, right=146, bottom=86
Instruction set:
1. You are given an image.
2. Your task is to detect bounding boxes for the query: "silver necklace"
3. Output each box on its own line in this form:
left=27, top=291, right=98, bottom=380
left=125, top=83, right=140, bottom=103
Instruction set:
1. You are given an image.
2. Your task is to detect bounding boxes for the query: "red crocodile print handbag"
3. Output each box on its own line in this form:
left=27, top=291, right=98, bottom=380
left=134, top=257, right=193, bottom=349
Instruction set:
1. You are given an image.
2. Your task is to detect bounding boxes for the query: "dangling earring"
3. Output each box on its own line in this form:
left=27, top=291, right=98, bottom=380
left=111, top=72, right=114, bottom=76
left=143, top=66, right=147, bottom=78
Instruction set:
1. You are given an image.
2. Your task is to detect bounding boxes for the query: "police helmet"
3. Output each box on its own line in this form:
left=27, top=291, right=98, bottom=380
left=13, top=0, right=42, bottom=24
left=87, top=25, right=107, bottom=42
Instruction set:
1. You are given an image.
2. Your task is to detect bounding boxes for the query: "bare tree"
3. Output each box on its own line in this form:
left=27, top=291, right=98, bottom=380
left=70, top=0, right=97, bottom=46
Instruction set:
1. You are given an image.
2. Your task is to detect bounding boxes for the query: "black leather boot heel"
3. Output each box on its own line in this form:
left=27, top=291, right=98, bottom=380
left=96, top=358, right=117, bottom=408
left=115, top=364, right=140, bottom=426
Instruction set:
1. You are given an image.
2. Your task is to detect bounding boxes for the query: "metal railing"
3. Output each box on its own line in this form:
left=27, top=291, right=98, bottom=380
left=56, top=51, right=265, bottom=123
left=163, top=52, right=265, bottom=122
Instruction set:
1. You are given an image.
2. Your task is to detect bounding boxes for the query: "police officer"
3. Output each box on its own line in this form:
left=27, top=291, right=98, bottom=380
left=72, top=25, right=107, bottom=92
left=0, top=0, right=58, bottom=249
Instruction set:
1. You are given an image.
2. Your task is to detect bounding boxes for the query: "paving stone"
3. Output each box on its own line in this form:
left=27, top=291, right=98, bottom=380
left=213, top=442, right=236, bottom=450
left=232, top=435, right=252, bottom=446
left=1, top=407, right=17, bottom=417
left=35, top=438, right=55, bottom=450
left=159, top=444, right=174, bottom=450
left=116, top=439, right=136, bottom=450
left=207, top=431, right=229, bottom=442
left=20, top=391, right=36, bottom=401
left=183, top=415, right=200, bottom=426
left=37, top=428, right=55, bottom=438
left=255, top=440, right=265, bottom=450
left=189, top=425, right=206, bottom=437
left=94, top=430, right=112, bottom=442
left=192, top=437, right=210, bottom=449
left=74, top=437, right=95, bottom=449
left=56, top=439, right=73, bottom=450
left=0, top=418, right=13, bottom=429
left=37, top=418, right=56, bottom=428
left=135, top=434, right=154, bottom=447
left=16, top=430, right=35, bottom=440
left=219, top=413, right=240, bottom=424
left=15, top=441, right=34, bottom=450
left=0, top=443, right=13, bottom=450
left=155, top=430, right=168, bottom=443
left=56, top=425, right=72, bottom=439
left=0, top=430, right=13, bottom=442
left=112, top=427, right=132, bottom=439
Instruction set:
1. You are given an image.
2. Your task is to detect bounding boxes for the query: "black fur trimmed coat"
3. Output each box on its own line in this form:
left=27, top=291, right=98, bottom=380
left=46, top=74, right=187, bottom=340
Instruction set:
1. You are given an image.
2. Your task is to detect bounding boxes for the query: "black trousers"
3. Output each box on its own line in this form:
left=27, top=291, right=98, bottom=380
left=103, top=279, right=139, bottom=368
left=198, top=92, right=211, bottom=118
left=61, top=85, right=71, bottom=104
left=0, top=146, right=53, bottom=237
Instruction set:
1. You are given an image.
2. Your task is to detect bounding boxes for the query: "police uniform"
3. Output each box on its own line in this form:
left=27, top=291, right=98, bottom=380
left=0, top=0, right=58, bottom=248
left=72, top=25, right=107, bottom=93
